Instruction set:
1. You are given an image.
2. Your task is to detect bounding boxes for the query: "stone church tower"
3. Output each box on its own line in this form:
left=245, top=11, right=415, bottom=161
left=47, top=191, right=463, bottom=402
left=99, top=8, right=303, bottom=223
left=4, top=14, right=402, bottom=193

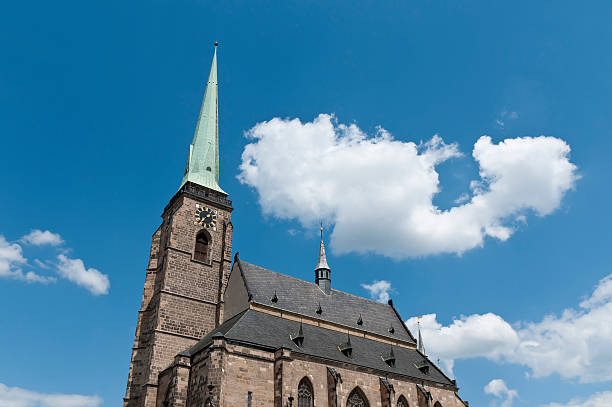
left=123, top=44, right=233, bottom=407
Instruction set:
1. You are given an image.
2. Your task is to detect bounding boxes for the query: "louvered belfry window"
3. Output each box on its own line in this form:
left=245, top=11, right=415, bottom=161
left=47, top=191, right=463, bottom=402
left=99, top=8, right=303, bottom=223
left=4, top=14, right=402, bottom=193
left=298, top=378, right=313, bottom=407
left=194, top=231, right=209, bottom=262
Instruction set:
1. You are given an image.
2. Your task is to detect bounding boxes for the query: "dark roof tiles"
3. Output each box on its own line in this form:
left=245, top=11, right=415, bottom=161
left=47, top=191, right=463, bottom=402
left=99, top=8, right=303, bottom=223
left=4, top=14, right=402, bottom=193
left=183, top=309, right=453, bottom=387
left=237, top=260, right=415, bottom=344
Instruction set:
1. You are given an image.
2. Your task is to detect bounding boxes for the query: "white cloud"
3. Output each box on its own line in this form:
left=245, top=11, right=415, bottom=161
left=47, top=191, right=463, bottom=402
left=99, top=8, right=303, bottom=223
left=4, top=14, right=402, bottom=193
left=496, top=111, right=519, bottom=128
left=21, top=230, right=64, bottom=246
left=238, top=114, right=578, bottom=258
left=0, top=236, right=55, bottom=284
left=484, top=379, right=518, bottom=407
left=0, top=383, right=102, bottom=407
left=543, top=392, right=612, bottom=407
left=361, top=280, right=391, bottom=303
left=56, top=254, right=109, bottom=296
left=406, top=274, right=612, bottom=383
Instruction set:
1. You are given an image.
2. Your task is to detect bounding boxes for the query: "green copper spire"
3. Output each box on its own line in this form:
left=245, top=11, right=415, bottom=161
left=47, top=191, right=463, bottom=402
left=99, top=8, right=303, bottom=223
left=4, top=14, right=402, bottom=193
left=181, top=43, right=225, bottom=193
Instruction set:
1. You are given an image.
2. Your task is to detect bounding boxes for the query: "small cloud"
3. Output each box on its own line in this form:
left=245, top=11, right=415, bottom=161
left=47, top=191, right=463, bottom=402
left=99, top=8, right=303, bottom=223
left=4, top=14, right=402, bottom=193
left=21, top=230, right=64, bottom=246
left=22, top=271, right=56, bottom=284
left=543, top=391, right=612, bottom=407
left=56, top=254, right=110, bottom=296
left=287, top=228, right=298, bottom=236
left=34, top=259, right=51, bottom=269
left=485, top=379, right=518, bottom=407
left=361, top=280, right=392, bottom=303
left=454, top=193, right=470, bottom=205
left=496, top=111, right=519, bottom=128
left=0, top=382, right=102, bottom=407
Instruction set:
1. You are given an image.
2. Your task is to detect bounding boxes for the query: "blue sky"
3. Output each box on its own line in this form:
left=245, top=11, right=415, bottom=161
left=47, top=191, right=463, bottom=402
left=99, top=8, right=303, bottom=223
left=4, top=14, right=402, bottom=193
left=1, top=1, right=611, bottom=406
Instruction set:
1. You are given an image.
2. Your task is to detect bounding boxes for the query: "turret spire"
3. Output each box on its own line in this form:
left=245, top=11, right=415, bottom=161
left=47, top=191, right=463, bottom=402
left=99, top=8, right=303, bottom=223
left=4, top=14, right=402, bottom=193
left=316, top=225, right=330, bottom=270
left=315, top=224, right=332, bottom=294
left=417, top=317, right=426, bottom=355
left=181, top=43, right=225, bottom=193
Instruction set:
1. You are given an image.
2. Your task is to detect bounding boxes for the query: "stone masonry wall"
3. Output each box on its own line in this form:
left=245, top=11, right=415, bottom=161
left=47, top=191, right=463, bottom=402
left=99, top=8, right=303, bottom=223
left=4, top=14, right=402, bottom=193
left=175, top=340, right=464, bottom=407
left=123, top=188, right=233, bottom=407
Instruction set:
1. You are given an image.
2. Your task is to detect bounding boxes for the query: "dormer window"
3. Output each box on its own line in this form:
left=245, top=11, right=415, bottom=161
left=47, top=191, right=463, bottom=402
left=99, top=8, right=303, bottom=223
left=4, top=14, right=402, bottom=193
left=415, top=360, right=430, bottom=374
left=338, top=335, right=353, bottom=358
left=290, top=323, right=305, bottom=347
left=382, top=347, right=396, bottom=367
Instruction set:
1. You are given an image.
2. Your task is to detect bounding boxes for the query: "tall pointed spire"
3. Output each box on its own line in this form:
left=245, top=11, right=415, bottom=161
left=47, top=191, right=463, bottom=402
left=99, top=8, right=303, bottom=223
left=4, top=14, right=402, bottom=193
left=315, top=223, right=332, bottom=294
left=417, top=318, right=426, bottom=355
left=181, top=42, right=225, bottom=193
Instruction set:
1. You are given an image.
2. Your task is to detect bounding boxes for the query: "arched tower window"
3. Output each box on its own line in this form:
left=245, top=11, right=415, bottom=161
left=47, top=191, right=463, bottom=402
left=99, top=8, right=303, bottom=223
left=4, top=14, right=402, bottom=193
left=298, top=377, right=314, bottom=407
left=433, top=403, right=442, bottom=407
left=194, top=231, right=210, bottom=262
left=347, top=387, right=369, bottom=407
left=397, top=395, right=409, bottom=407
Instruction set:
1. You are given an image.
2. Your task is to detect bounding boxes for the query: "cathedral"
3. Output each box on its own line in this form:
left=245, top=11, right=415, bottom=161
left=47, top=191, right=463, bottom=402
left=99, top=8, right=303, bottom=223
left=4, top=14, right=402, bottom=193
left=123, top=44, right=468, bottom=407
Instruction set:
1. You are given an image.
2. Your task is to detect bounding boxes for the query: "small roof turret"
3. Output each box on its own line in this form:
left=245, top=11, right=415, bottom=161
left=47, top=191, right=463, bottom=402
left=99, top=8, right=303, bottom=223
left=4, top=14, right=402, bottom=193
left=315, top=225, right=332, bottom=294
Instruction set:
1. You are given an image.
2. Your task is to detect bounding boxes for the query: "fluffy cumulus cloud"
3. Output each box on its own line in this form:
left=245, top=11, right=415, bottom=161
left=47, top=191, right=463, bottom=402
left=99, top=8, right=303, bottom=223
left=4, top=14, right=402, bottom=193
left=21, top=230, right=64, bottom=246
left=238, top=114, right=578, bottom=258
left=406, top=274, right=612, bottom=382
left=484, top=379, right=518, bottom=407
left=0, top=231, right=109, bottom=295
left=0, top=383, right=102, bottom=407
left=57, top=254, right=109, bottom=296
left=0, top=236, right=55, bottom=283
left=361, top=280, right=392, bottom=303
left=543, top=392, right=612, bottom=407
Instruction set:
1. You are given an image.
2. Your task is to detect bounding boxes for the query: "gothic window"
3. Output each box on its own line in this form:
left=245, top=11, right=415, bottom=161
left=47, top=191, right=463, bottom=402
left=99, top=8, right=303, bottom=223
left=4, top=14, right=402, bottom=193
left=298, top=377, right=314, bottom=407
left=397, top=395, right=409, bottom=407
left=347, top=387, right=369, bottom=407
left=194, top=231, right=210, bottom=262
left=433, top=403, right=442, bottom=407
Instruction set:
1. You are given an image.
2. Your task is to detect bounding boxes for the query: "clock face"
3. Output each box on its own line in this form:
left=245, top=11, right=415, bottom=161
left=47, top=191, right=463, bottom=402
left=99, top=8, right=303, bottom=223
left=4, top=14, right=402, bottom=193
left=195, top=206, right=217, bottom=229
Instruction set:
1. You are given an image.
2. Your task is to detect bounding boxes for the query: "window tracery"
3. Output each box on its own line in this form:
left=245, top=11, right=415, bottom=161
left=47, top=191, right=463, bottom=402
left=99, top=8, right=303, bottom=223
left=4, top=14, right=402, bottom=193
left=346, top=388, right=369, bottom=407
left=298, top=378, right=313, bottom=407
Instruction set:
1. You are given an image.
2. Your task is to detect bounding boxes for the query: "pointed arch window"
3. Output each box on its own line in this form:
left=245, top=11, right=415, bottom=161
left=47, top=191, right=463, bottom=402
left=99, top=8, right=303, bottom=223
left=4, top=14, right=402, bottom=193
left=194, top=231, right=210, bottom=262
left=397, top=395, right=409, bottom=407
left=347, top=387, right=369, bottom=407
left=433, top=403, right=442, bottom=407
left=298, top=377, right=313, bottom=407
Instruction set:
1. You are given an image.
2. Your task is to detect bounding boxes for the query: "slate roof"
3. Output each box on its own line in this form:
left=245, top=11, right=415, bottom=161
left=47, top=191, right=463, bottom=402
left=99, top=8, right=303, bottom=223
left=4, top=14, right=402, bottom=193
left=236, top=259, right=415, bottom=344
left=183, top=309, right=454, bottom=387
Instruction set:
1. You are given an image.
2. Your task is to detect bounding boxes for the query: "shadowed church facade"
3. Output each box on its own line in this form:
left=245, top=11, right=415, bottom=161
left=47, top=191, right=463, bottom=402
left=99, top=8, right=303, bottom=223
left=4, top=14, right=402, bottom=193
left=123, top=45, right=468, bottom=407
